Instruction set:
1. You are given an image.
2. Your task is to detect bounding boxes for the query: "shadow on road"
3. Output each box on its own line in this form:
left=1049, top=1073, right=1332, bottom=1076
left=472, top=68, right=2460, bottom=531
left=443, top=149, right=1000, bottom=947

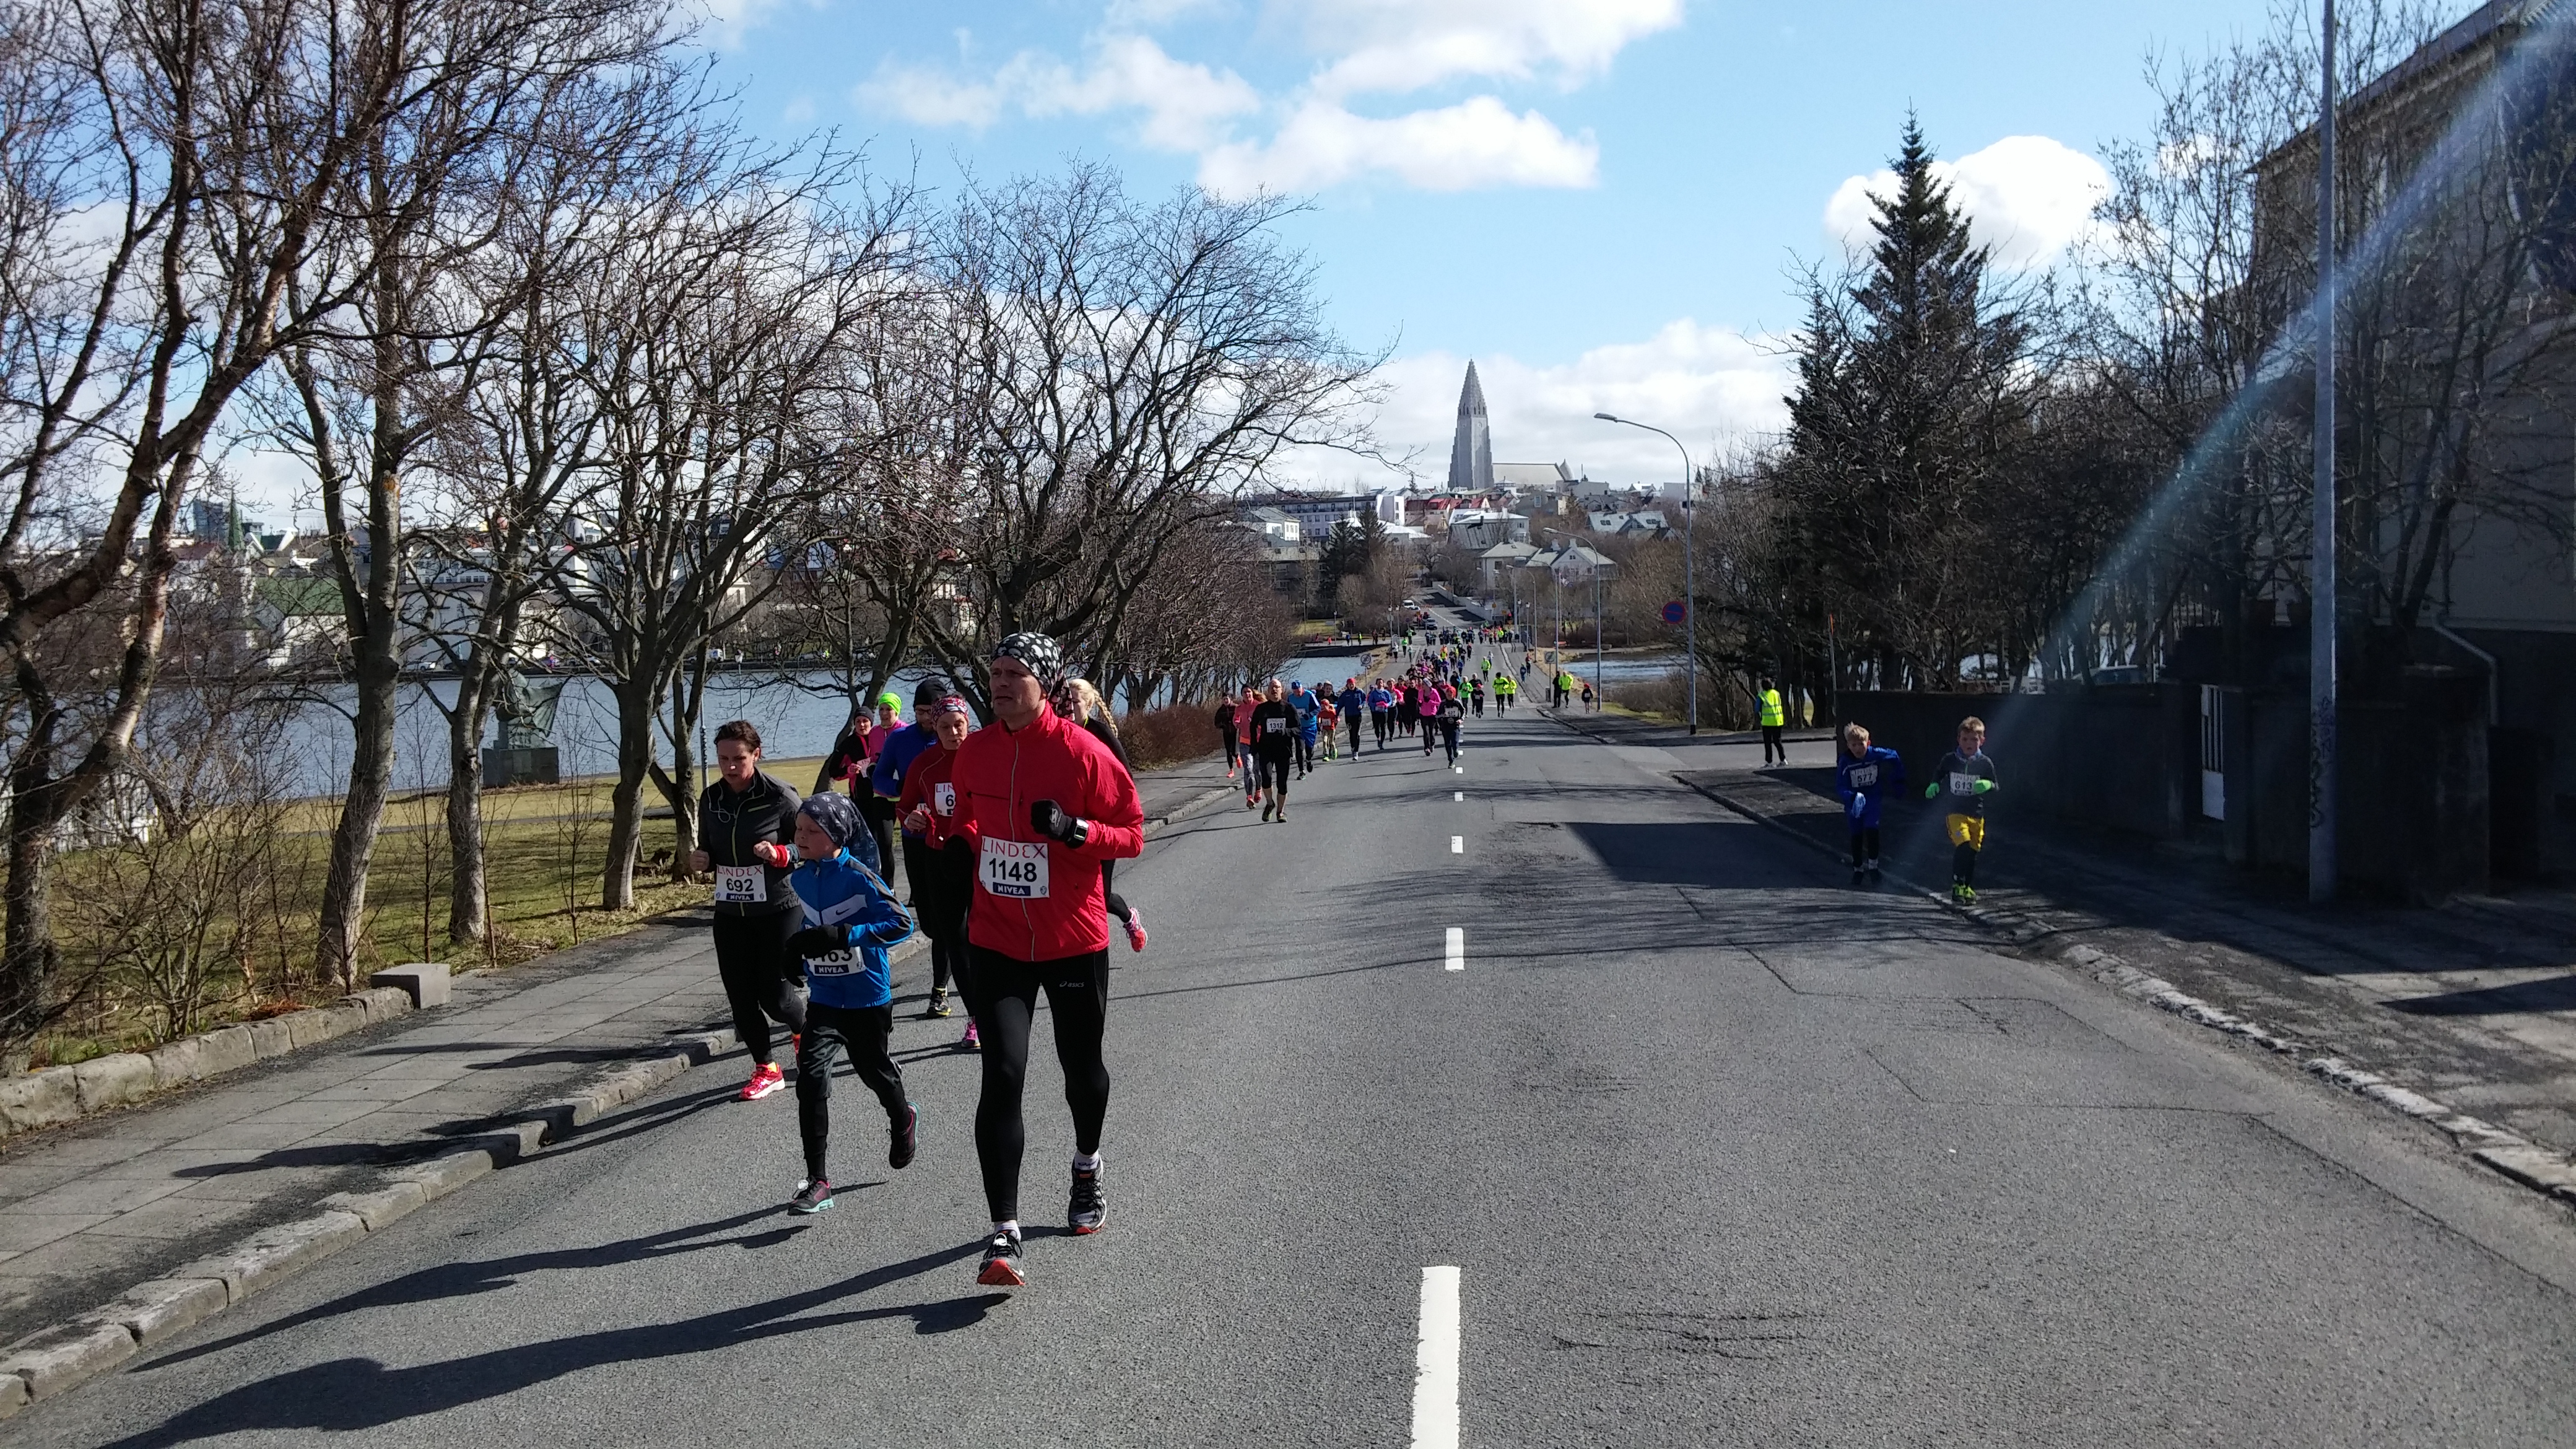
left=116, top=1234, right=992, bottom=1443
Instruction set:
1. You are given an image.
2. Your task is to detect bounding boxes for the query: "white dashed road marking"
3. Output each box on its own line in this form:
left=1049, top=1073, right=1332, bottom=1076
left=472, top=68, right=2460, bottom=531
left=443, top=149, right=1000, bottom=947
left=1412, top=1266, right=1462, bottom=1449
left=1450, top=836, right=1463, bottom=853
left=1443, top=927, right=1464, bottom=973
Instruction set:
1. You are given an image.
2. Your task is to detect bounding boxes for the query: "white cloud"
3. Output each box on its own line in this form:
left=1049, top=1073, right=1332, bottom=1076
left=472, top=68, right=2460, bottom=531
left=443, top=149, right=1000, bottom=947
left=1271, top=320, right=1793, bottom=492
left=1825, top=134, right=2110, bottom=271
left=692, top=0, right=809, bottom=50
left=1198, top=96, right=1596, bottom=196
left=857, top=0, right=1677, bottom=198
left=1297, top=0, right=1685, bottom=99
left=858, top=35, right=1257, bottom=152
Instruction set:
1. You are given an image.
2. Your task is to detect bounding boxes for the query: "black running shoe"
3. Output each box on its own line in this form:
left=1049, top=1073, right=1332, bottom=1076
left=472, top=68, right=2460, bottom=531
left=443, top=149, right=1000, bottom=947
left=977, top=1227, right=1026, bottom=1287
left=889, top=1103, right=916, bottom=1170
left=790, top=1178, right=833, bottom=1216
left=924, top=988, right=952, bottom=1020
left=1068, top=1164, right=1106, bottom=1235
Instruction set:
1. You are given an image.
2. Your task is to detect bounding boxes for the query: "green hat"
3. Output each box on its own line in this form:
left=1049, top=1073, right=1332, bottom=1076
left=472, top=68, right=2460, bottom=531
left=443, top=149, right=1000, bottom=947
left=877, top=691, right=901, bottom=711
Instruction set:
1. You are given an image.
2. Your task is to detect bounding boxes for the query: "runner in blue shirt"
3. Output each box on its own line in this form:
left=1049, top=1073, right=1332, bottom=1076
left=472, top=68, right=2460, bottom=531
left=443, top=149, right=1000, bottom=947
left=1834, top=723, right=1907, bottom=887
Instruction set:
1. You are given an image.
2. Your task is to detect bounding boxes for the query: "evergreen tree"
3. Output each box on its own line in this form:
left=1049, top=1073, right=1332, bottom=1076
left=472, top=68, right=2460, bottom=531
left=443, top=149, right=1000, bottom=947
left=1777, top=118, right=2034, bottom=690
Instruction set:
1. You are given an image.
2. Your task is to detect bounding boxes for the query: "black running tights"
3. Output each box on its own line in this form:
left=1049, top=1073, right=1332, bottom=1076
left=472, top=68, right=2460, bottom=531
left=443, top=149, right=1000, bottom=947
left=1848, top=827, right=1880, bottom=868
left=712, top=910, right=806, bottom=1067
left=1257, top=750, right=1292, bottom=794
left=795, top=1001, right=907, bottom=1181
left=965, top=946, right=1110, bottom=1222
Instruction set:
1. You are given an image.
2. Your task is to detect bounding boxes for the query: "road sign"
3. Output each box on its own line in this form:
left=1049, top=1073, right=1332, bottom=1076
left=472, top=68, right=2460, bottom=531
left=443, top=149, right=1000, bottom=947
left=1660, top=600, right=1686, bottom=625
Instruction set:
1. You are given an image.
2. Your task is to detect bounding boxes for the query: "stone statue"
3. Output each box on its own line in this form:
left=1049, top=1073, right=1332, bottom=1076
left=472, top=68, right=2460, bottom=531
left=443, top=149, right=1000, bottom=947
left=494, top=666, right=566, bottom=751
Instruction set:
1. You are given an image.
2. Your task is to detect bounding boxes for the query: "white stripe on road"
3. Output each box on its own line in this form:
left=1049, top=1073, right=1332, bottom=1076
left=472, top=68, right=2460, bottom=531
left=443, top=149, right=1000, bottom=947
left=1453, top=765, right=1463, bottom=773
left=1412, top=1265, right=1462, bottom=1449
left=1450, top=835, right=1463, bottom=853
left=1443, top=927, right=1464, bottom=972
left=1453, top=791, right=1463, bottom=801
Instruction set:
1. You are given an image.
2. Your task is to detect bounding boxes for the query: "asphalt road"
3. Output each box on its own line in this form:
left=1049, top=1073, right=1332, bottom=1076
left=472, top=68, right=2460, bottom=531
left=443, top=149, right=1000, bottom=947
left=22, top=667, right=2576, bottom=1447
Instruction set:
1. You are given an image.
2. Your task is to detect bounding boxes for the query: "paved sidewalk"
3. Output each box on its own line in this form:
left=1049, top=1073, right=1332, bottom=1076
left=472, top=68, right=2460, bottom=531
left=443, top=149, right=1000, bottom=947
left=1548, top=708, right=2576, bottom=1163
left=0, top=754, right=1235, bottom=1352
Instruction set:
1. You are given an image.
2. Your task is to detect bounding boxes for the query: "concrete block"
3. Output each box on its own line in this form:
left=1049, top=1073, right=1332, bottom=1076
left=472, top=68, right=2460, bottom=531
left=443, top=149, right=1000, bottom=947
left=71, top=1053, right=156, bottom=1113
left=244, top=1018, right=294, bottom=1060
left=147, top=1035, right=209, bottom=1090
left=282, top=1002, right=367, bottom=1051
left=0, top=1368, right=25, bottom=1419
left=0, top=1067, right=81, bottom=1138
left=168, top=1211, right=367, bottom=1304
left=0, top=1321, right=136, bottom=1401
left=193, top=1026, right=259, bottom=1077
left=390, top=1148, right=494, bottom=1202
left=368, top=962, right=451, bottom=1009
left=85, top=1277, right=228, bottom=1347
left=343, top=986, right=416, bottom=1024
left=317, top=1181, right=426, bottom=1232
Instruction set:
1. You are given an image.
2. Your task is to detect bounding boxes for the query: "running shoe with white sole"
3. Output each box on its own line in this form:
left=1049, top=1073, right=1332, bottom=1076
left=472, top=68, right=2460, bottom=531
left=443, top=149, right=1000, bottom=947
left=739, top=1063, right=785, bottom=1102
left=1123, top=910, right=1147, bottom=954
left=790, top=1178, right=833, bottom=1215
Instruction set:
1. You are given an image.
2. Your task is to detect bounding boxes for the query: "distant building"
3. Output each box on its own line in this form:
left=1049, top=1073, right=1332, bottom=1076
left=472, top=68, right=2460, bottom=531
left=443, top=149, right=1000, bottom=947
left=1447, top=509, right=1529, bottom=549
left=1447, top=362, right=1494, bottom=494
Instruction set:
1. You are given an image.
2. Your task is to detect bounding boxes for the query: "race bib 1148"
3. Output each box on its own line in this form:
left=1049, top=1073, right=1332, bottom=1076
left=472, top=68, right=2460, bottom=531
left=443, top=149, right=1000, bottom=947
left=979, top=837, right=1050, bottom=899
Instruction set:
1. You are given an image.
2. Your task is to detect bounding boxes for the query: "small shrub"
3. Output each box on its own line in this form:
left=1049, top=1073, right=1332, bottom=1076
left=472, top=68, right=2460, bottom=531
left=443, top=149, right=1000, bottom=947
left=1117, top=699, right=1229, bottom=770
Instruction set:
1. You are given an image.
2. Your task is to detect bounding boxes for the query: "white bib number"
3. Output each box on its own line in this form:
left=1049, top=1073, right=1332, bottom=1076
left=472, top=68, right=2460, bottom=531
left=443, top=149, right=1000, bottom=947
left=1949, top=772, right=1975, bottom=797
left=713, top=864, right=767, bottom=905
left=805, top=946, right=856, bottom=976
left=934, top=781, right=955, bottom=816
left=1850, top=764, right=1878, bottom=788
left=980, top=837, right=1051, bottom=899
left=1264, top=717, right=1286, bottom=735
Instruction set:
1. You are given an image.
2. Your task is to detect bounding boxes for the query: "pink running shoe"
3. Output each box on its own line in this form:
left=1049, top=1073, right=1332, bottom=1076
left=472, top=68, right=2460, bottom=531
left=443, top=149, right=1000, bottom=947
left=1123, top=910, right=1148, bottom=954
left=739, top=1062, right=785, bottom=1101
left=959, top=1019, right=981, bottom=1051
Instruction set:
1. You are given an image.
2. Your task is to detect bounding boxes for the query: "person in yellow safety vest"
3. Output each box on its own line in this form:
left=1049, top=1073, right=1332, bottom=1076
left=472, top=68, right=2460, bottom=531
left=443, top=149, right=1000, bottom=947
left=1757, top=676, right=1788, bottom=768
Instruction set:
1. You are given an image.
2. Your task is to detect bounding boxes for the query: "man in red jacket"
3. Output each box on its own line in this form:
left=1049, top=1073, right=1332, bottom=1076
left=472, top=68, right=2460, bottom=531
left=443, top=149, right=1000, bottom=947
left=952, top=631, right=1144, bottom=1288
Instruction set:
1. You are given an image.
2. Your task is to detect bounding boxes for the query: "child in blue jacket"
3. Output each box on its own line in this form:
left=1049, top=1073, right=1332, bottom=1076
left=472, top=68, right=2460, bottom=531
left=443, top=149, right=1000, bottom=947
left=783, top=793, right=918, bottom=1216
left=1834, top=723, right=1907, bottom=887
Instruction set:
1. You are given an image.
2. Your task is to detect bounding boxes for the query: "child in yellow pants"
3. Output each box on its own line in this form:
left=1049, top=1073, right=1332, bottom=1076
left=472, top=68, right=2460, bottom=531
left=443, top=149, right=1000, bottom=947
left=1925, top=716, right=1998, bottom=903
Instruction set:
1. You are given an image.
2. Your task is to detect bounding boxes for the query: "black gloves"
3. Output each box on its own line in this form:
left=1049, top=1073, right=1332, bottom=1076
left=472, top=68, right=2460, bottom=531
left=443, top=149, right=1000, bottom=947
left=1030, top=799, right=1090, bottom=848
left=788, top=926, right=846, bottom=959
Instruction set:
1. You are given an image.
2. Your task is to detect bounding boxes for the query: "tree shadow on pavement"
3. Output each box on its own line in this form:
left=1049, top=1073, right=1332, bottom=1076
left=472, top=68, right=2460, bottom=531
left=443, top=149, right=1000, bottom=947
left=109, top=1243, right=994, bottom=1445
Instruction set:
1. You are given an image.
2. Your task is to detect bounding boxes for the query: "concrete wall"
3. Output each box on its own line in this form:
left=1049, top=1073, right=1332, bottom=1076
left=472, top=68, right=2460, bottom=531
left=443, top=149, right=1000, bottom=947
left=1835, top=676, right=2490, bottom=903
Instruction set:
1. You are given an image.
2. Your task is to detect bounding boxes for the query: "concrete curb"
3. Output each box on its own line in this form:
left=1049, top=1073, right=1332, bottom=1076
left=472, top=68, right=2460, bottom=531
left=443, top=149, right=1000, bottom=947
left=0, top=986, right=417, bottom=1144
left=1664, top=764, right=2576, bottom=1216
left=0, top=1025, right=739, bottom=1418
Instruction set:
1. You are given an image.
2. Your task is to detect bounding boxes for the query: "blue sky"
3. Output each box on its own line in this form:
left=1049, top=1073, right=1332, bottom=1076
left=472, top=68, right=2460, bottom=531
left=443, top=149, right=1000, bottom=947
left=228, top=1, right=2468, bottom=518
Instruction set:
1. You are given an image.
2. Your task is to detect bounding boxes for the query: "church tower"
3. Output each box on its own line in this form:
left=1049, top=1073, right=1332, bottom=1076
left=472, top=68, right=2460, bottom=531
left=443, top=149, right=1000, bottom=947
left=1447, top=361, right=1493, bottom=494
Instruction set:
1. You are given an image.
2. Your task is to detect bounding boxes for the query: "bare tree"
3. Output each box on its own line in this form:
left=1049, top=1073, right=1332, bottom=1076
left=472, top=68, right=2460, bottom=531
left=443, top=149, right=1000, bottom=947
left=909, top=167, right=1385, bottom=701
left=555, top=147, right=909, bottom=908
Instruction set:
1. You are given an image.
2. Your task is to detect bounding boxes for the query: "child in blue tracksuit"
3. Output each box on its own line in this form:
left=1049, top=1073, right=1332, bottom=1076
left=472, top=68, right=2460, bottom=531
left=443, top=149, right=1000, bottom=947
left=1834, top=723, right=1906, bottom=886
left=783, top=793, right=918, bottom=1216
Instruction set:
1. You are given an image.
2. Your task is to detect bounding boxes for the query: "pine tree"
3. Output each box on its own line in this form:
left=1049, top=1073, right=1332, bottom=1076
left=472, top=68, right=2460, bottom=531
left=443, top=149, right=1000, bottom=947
left=1778, top=118, right=2033, bottom=690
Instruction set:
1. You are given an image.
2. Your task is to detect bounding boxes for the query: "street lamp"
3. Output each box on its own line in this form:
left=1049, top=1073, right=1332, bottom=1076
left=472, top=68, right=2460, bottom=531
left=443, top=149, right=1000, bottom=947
left=1595, top=412, right=1697, bottom=734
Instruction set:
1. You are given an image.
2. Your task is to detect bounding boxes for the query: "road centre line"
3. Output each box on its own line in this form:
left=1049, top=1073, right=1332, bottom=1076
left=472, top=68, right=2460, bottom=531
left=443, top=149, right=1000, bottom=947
left=1412, top=1266, right=1463, bottom=1449
left=1450, top=836, right=1463, bottom=853
left=1453, top=791, right=1462, bottom=801
left=1443, top=927, right=1464, bottom=972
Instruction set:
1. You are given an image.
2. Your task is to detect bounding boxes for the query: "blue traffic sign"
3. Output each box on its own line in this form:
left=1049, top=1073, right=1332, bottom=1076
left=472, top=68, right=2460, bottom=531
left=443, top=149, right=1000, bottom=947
left=1660, top=600, right=1686, bottom=625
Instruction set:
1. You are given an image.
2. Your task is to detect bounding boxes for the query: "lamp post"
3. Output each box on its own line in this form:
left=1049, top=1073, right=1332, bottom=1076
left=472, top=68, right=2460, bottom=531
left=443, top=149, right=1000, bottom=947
left=1595, top=413, right=1697, bottom=733
left=2310, top=0, right=2339, bottom=905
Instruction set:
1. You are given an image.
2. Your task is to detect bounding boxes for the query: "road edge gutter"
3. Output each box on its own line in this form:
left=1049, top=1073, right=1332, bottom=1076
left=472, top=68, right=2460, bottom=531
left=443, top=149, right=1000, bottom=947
left=1663, top=765, right=2576, bottom=1216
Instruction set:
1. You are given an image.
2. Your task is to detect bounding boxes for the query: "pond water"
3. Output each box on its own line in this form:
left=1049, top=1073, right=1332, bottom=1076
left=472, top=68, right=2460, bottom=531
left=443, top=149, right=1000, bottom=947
left=266, top=652, right=1378, bottom=799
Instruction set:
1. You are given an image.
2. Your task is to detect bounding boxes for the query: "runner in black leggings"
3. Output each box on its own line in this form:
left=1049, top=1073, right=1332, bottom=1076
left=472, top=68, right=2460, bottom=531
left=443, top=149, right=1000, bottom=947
left=1249, top=679, right=1297, bottom=822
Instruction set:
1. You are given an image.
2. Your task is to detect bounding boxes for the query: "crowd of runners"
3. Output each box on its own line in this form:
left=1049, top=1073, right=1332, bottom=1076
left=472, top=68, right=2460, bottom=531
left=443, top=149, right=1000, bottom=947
left=690, top=632, right=1144, bottom=1287
left=677, top=609, right=2010, bottom=1292
left=1207, top=624, right=1542, bottom=818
